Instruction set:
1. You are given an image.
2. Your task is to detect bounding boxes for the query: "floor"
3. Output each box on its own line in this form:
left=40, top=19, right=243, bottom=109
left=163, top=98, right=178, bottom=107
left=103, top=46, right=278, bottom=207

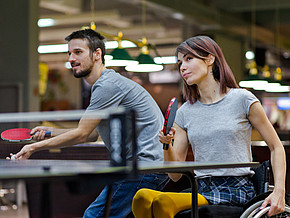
left=0, top=205, right=29, bottom=218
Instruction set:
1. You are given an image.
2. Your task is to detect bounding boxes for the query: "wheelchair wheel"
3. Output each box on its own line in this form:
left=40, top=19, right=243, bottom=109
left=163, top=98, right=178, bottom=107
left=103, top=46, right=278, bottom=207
left=240, top=200, right=290, bottom=218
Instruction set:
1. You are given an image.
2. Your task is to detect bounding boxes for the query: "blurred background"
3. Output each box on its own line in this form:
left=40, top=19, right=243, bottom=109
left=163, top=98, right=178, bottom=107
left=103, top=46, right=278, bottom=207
left=0, top=1, right=289, bottom=216
left=0, top=0, right=289, bottom=144
left=0, top=0, right=289, bottom=126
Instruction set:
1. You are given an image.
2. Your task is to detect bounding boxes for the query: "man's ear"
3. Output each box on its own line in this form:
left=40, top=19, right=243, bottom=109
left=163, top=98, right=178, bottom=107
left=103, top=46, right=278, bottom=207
left=93, top=48, right=102, bottom=61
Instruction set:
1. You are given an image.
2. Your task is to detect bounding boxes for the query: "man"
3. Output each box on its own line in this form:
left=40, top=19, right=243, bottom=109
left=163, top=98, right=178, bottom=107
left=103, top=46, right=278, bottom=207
left=12, top=29, right=168, bottom=217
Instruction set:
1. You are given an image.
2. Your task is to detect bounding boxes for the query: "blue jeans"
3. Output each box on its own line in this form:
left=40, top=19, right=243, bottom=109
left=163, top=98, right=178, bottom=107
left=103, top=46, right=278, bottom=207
left=83, top=173, right=169, bottom=218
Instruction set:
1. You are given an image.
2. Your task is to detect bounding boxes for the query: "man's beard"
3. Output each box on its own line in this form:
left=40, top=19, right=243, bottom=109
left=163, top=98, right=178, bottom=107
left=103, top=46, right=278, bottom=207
left=73, top=68, right=91, bottom=78
left=73, top=63, right=93, bottom=78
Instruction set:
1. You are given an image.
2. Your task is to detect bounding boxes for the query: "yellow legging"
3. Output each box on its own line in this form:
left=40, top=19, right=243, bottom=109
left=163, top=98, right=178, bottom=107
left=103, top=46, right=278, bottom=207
left=132, top=188, right=209, bottom=218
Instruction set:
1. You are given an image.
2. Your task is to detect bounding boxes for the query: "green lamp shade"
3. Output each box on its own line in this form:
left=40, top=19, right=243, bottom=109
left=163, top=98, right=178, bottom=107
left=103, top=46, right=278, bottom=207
left=125, top=53, right=163, bottom=72
left=136, top=53, right=155, bottom=64
left=111, top=48, right=135, bottom=60
left=106, top=48, right=139, bottom=67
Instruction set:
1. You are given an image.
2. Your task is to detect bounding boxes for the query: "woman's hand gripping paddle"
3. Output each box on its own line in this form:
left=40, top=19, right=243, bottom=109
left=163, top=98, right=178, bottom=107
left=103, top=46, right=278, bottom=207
left=163, top=97, right=178, bottom=150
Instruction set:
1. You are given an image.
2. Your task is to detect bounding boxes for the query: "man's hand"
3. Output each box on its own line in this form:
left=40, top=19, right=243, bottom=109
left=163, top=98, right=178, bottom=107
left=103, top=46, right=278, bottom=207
left=6, top=153, right=16, bottom=160
left=31, top=126, right=53, bottom=141
left=6, top=145, right=34, bottom=160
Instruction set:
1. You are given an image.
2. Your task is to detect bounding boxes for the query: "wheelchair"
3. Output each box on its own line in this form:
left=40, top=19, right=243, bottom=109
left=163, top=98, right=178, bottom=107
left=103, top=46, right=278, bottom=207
left=175, top=161, right=290, bottom=218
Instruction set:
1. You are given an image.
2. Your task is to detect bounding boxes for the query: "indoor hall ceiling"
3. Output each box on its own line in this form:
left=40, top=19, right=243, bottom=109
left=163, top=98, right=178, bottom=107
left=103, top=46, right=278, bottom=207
left=39, top=0, right=290, bottom=82
left=147, top=0, right=290, bottom=51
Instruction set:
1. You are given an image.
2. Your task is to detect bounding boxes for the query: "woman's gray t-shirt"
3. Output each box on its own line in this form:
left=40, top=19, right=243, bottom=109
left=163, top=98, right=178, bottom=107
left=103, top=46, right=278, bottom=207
left=175, top=88, right=259, bottom=177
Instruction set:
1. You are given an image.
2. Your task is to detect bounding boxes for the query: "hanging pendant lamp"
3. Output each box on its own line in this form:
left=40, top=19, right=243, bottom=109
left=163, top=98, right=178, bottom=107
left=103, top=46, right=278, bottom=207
left=106, top=32, right=138, bottom=67
left=125, top=38, right=163, bottom=72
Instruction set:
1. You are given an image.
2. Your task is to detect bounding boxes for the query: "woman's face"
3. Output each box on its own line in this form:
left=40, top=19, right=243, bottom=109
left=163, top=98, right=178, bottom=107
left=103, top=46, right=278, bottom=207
left=177, top=52, right=209, bottom=86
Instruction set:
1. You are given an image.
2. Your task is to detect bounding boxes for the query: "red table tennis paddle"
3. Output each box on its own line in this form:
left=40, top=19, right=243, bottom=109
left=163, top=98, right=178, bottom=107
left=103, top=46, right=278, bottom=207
left=163, top=97, right=178, bottom=150
left=1, top=128, right=51, bottom=142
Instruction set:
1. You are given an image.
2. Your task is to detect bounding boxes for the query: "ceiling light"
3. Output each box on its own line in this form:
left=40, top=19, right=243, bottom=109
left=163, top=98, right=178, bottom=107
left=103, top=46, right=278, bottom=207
left=105, top=40, right=137, bottom=49
left=252, top=82, right=280, bottom=91
left=172, top=13, right=184, bottom=20
left=245, top=50, right=255, bottom=60
left=239, top=80, right=268, bottom=89
left=154, top=56, right=176, bottom=64
left=125, top=37, right=163, bottom=72
left=239, top=67, right=268, bottom=89
left=125, top=53, right=164, bottom=72
left=38, top=44, right=68, bottom=53
left=38, top=40, right=136, bottom=54
left=265, top=85, right=290, bottom=93
left=38, top=18, right=55, bottom=27
left=282, top=51, right=290, bottom=59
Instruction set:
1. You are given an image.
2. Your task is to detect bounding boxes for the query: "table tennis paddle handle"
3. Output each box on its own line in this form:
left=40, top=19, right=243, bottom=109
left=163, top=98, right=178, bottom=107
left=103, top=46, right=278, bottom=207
left=45, top=131, right=51, bottom=137
left=163, top=137, right=174, bottom=150
left=31, top=131, right=51, bottom=137
left=163, top=143, right=169, bottom=150
left=162, top=129, right=173, bottom=150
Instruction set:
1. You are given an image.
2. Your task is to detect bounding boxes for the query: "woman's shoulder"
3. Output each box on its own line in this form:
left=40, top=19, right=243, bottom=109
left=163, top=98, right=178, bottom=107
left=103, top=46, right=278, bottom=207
left=178, top=101, right=192, bottom=110
left=229, top=88, right=256, bottom=98
left=228, top=88, right=259, bottom=107
left=177, top=101, right=199, bottom=116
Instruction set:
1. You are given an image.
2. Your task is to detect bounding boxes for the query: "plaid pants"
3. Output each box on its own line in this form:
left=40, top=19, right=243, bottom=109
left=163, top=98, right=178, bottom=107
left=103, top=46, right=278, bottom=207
left=197, top=176, right=256, bottom=206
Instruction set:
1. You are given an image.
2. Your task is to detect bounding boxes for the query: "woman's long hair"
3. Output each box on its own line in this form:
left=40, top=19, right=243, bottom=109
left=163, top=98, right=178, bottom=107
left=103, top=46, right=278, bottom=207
left=176, top=36, right=239, bottom=104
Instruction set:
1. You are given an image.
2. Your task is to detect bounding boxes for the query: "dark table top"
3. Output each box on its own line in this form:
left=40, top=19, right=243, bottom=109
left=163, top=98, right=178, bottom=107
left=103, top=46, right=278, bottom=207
left=0, top=159, right=259, bottom=180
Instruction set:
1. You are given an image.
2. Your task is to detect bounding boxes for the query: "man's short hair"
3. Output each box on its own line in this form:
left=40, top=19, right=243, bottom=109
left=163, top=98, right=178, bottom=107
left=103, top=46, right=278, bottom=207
left=65, top=29, right=106, bottom=64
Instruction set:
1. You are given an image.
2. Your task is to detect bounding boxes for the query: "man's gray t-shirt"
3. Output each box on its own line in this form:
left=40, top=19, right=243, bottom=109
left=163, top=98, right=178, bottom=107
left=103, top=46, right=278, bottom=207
left=86, top=69, right=164, bottom=161
left=175, top=88, right=259, bottom=177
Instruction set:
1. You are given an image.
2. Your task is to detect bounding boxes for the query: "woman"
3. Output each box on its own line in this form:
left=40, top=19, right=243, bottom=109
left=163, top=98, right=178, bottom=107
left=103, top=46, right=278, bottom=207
left=132, top=36, right=286, bottom=218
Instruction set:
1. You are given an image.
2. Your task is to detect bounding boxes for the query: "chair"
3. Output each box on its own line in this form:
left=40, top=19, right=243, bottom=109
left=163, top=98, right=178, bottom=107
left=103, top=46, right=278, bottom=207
left=175, top=161, right=290, bottom=218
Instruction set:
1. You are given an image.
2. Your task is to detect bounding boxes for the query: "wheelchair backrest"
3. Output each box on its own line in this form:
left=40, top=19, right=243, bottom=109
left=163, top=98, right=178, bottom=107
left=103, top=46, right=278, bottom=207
left=250, top=160, right=270, bottom=195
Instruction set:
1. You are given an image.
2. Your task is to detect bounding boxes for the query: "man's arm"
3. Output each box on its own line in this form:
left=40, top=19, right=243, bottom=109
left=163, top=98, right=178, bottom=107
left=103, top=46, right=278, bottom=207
left=31, top=126, right=99, bottom=142
left=14, top=117, right=101, bottom=159
left=31, top=126, right=71, bottom=140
